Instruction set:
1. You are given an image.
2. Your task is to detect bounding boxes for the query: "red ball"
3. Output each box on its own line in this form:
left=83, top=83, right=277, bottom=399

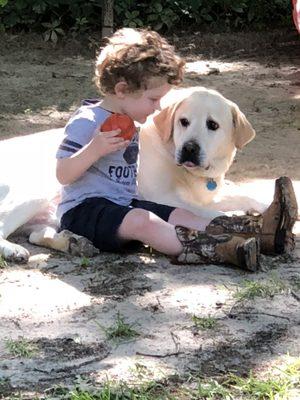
left=101, top=113, right=136, bottom=141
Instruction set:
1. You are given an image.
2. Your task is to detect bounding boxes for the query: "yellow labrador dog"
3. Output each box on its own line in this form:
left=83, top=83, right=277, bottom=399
left=1, top=86, right=292, bottom=263
left=138, top=87, right=256, bottom=217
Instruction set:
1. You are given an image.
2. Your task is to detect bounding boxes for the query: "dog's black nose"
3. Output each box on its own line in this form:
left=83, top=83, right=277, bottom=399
left=179, top=141, right=200, bottom=165
left=182, top=141, right=200, bottom=155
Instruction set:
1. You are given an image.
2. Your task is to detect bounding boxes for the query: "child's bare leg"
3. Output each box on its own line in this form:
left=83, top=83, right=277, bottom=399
left=117, top=209, right=183, bottom=256
left=118, top=208, right=212, bottom=256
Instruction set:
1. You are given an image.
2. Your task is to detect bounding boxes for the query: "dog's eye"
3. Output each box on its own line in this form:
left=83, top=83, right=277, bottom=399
left=206, top=119, right=219, bottom=131
left=179, top=118, right=190, bottom=128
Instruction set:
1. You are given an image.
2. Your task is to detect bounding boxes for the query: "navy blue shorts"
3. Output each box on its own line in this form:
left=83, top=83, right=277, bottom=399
left=60, top=197, right=175, bottom=252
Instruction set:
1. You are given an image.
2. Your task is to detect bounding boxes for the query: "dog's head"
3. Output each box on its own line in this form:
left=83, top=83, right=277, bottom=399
left=153, top=87, right=255, bottom=178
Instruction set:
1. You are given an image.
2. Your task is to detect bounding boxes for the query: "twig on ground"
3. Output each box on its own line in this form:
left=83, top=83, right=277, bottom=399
left=155, top=295, right=163, bottom=309
left=170, top=331, right=180, bottom=353
left=228, top=311, right=291, bottom=321
left=291, top=291, right=300, bottom=302
left=136, top=351, right=183, bottom=358
left=33, top=355, right=107, bottom=375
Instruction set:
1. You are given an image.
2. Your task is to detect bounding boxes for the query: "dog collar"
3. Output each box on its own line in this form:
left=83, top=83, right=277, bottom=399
left=206, top=178, right=217, bottom=191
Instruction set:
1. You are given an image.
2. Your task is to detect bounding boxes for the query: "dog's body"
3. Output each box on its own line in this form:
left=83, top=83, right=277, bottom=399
left=0, top=87, right=294, bottom=262
left=0, top=129, right=60, bottom=261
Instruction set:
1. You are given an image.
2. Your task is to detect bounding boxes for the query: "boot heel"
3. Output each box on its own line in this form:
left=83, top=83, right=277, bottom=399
left=274, top=176, right=298, bottom=254
left=237, top=237, right=260, bottom=272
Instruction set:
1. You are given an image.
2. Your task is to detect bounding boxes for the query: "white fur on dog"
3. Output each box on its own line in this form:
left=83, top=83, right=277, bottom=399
left=0, top=129, right=62, bottom=262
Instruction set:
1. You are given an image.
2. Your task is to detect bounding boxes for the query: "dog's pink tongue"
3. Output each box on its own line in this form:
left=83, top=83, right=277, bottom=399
left=183, top=161, right=196, bottom=168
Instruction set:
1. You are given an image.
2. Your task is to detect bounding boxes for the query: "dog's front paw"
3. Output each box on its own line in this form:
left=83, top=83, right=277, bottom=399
left=60, top=230, right=100, bottom=257
left=0, top=240, right=30, bottom=264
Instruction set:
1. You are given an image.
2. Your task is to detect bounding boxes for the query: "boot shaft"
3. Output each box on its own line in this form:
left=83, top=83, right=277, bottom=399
left=175, top=226, right=260, bottom=272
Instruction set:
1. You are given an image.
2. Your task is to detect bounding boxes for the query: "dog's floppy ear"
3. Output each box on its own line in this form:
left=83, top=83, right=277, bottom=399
left=153, top=102, right=181, bottom=143
left=231, top=103, right=256, bottom=149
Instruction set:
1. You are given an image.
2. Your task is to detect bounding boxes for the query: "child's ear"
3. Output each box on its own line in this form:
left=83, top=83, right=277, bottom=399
left=115, top=81, right=128, bottom=98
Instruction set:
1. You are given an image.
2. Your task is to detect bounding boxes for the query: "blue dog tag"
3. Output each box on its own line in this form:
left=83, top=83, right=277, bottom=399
left=206, top=179, right=217, bottom=191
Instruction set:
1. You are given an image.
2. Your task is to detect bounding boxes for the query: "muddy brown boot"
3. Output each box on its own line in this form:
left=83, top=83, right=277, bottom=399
left=174, top=226, right=260, bottom=272
left=206, top=176, right=298, bottom=255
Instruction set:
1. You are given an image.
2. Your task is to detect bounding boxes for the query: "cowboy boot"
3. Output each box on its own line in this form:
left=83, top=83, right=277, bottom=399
left=206, top=176, right=298, bottom=255
left=174, top=226, right=260, bottom=272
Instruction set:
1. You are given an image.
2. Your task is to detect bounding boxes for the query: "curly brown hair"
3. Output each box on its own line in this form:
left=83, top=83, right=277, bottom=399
left=95, top=28, right=185, bottom=95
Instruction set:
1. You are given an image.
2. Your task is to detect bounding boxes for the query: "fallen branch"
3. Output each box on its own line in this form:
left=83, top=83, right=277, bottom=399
left=136, top=351, right=183, bottom=358
left=228, top=311, right=291, bottom=321
left=291, top=291, right=300, bottom=302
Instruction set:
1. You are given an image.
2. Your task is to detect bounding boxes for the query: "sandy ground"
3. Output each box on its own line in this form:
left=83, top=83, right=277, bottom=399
left=0, top=29, right=299, bottom=397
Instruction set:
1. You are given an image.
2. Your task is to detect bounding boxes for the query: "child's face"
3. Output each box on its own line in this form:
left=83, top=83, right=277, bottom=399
left=122, top=79, right=172, bottom=123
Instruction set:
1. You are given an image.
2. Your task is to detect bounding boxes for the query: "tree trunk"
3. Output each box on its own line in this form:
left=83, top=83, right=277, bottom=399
left=102, top=0, right=114, bottom=38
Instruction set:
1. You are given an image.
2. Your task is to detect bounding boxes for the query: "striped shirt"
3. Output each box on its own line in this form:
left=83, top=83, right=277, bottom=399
left=56, top=100, right=139, bottom=219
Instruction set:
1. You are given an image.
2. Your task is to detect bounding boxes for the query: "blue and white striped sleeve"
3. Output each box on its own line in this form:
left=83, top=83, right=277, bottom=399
left=56, top=106, right=98, bottom=159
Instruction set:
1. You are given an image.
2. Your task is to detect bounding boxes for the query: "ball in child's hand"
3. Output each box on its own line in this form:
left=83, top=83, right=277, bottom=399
left=101, top=114, right=136, bottom=141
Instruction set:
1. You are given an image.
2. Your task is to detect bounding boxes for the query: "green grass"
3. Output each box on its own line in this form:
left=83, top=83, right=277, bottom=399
left=80, top=257, right=90, bottom=268
left=192, top=315, right=217, bottom=330
left=5, top=337, right=37, bottom=358
left=234, top=276, right=287, bottom=301
left=0, top=255, right=7, bottom=268
left=0, top=377, right=13, bottom=397
left=97, top=312, right=140, bottom=343
left=225, top=372, right=294, bottom=399
left=282, top=358, right=300, bottom=389
left=49, top=380, right=171, bottom=400
left=131, top=363, right=150, bottom=380
left=195, top=379, right=232, bottom=399
left=220, top=358, right=300, bottom=400
left=42, top=359, right=300, bottom=399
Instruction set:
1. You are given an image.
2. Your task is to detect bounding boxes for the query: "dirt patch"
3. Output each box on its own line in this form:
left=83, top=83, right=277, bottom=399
left=0, top=29, right=299, bottom=397
left=2, top=339, right=110, bottom=391
left=34, top=337, right=109, bottom=361
left=190, top=322, right=289, bottom=377
left=86, top=261, right=153, bottom=299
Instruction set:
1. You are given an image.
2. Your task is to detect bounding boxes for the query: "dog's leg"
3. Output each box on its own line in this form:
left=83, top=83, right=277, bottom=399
left=0, top=198, right=48, bottom=263
left=0, top=237, right=30, bottom=263
left=183, top=203, right=225, bottom=219
left=208, top=196, right=268, bottom=215
left=0, top=198, right=48, bottom=238
left=160, top=192, right=225, bottom=219
left=210, top=180, right=273, bottom=215
left=29, top=227, right=99, bottom=257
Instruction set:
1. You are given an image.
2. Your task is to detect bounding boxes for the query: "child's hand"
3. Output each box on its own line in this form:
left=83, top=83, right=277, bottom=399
left=90, top=129, right=130, bottom=159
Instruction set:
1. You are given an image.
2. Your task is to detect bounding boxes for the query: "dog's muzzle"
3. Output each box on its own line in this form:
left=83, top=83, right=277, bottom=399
left=177, top=141, right=201, bottom=167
